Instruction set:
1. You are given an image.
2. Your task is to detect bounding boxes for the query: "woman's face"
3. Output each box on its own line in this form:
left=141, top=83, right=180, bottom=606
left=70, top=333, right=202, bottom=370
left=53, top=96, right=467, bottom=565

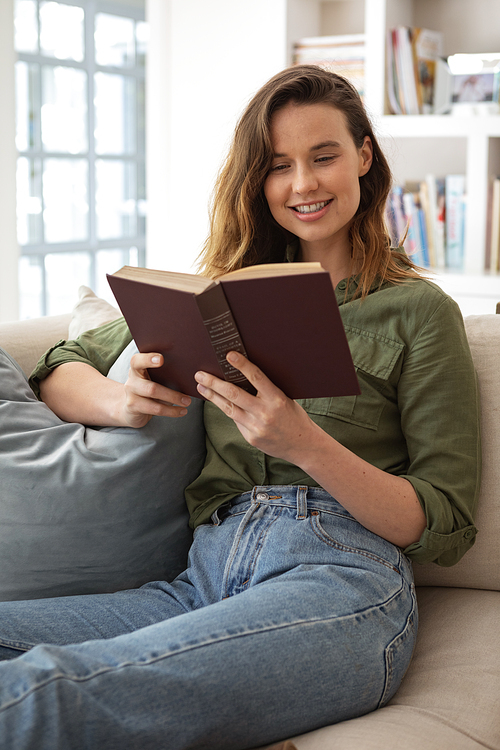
left=264, top=102, right=372, bottom=268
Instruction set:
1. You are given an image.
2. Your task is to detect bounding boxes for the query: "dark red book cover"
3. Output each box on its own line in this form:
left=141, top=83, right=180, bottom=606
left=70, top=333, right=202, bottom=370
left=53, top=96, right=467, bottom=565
left=107, top=267, right=360, bottom=400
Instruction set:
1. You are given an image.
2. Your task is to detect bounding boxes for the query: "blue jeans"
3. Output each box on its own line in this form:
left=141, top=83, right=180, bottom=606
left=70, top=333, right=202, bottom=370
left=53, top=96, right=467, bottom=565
left=0, top=486, right=417, bottom=750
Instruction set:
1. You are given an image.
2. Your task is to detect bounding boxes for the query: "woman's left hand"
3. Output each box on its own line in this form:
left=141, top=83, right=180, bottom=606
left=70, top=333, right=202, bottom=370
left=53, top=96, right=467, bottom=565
left=194, top=351, right=315, bottom=463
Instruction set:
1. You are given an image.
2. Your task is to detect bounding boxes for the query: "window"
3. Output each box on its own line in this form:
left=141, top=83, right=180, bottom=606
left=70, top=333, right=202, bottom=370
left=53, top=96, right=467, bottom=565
left=14, top=0, right=147, bottom=317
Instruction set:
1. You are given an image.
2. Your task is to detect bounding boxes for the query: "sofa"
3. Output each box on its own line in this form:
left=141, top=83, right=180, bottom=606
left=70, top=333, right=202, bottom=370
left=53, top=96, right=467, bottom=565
left=0, top=288, right=498, bottom=750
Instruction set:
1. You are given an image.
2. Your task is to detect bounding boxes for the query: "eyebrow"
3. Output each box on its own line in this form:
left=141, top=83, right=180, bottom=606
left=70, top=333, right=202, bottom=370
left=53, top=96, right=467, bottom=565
left=272, top=140, right=342, bottom=158
left=311, top=140, right=341, bottom=151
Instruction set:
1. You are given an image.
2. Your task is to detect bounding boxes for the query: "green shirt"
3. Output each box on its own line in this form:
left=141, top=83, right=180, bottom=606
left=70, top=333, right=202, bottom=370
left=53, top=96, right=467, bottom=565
left=30, top=275, right=481, bottom=567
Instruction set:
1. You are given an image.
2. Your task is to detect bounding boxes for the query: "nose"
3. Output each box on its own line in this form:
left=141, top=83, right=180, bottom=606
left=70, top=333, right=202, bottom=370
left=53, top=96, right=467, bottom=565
left=292, top=163, right=319, bottom=196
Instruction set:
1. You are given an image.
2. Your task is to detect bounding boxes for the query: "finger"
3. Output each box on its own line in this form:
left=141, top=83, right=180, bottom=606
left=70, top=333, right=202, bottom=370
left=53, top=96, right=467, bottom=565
left=131, top=375, right=191, bottom=408
left=127, top=393, right=189, bottom=419
left=130, top=352, right=163, bottom=377
left=129, top=353, right=191, bottom=407
left=226, top=351, right=278, bottom=396
left=194, top=368, right=253, bottom=405
left=195, top=381, right=247, bottom=424
left=193, top=369, right=249, bottom=418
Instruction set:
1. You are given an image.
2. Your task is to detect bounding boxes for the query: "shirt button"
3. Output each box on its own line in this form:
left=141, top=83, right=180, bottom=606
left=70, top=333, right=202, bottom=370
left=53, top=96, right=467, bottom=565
left=337, top=280, right=347, bottom=291
left=464, top=529, right=474, bottom=540
left=256, top=492, right=269, bottom=501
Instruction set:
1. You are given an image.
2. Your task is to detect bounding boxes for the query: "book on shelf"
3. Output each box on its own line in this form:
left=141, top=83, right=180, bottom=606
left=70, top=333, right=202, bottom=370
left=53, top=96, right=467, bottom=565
left=417, top=180, right=436, bottom=267
left=423, top=175, right=446, bottom=268
left=487, top=176, right=500, bottom=272
left=386, top=184, right=430, bottom=267
left=412, top=28, right=445, bottom=114
left=385, top=184, right=407, bottom=246
left=293, top=34, right=365, bottom=99
left=107, top=262, right=360, bottom=401
left=388, top=27, right=420, bottom=115
left=402, top=186, right=430, bottom=268
left=386, top=27, right=444, bottom=114
left=385, top=174, right=462, bottom=271
left=445, top=174, right=466, bottom=270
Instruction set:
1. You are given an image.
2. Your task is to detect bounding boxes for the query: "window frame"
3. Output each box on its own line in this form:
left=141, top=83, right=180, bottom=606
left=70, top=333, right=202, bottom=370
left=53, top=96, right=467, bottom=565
left=15, top=0, right=146, bottom=316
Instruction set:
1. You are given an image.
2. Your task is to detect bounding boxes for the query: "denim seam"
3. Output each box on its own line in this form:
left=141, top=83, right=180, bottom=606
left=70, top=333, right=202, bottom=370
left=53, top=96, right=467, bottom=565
left=222, top=504, right=283, bottom=598
left=239, top=508, right=284, bottom=591
left=377, top=580, right=417, bottom=709
left=0, top=639, right=31, bottom=653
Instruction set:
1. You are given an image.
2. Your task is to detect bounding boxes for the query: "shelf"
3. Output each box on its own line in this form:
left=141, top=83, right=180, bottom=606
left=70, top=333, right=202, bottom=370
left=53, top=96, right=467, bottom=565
left=430, top=271, right=500, bottom=316
left=377, top=114, right=500, bottom=138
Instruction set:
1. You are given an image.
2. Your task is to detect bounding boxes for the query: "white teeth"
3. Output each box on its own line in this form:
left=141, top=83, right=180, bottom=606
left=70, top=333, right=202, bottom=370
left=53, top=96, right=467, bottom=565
left=294, top=201, right=329, bottom=214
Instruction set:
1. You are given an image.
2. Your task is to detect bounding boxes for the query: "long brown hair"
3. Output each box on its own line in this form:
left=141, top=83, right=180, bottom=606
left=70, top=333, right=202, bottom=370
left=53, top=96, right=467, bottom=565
left=199, top=64, right=421, bottom=296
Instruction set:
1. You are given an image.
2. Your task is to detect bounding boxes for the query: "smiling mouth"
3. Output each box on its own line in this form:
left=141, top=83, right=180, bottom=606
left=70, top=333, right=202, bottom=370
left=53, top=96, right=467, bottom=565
left=291, top=200, right=332, bottom=214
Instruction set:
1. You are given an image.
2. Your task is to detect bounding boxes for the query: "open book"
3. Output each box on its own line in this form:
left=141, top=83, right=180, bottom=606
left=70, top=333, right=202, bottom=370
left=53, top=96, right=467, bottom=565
left=107, top=262, right=360, bottom=400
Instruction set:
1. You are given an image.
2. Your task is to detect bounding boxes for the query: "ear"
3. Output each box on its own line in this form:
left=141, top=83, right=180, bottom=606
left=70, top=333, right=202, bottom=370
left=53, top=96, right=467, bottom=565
left=358, top=136, right=373, bottom=177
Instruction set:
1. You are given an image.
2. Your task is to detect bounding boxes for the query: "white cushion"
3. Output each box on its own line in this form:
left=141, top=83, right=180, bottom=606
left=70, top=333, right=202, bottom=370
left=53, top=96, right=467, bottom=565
left=68, top=285, right=121, bottom=339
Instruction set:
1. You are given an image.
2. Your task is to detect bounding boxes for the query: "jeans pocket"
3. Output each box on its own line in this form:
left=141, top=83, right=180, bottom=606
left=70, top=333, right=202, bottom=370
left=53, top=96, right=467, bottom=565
left=309, top=510, right=400, bottom=573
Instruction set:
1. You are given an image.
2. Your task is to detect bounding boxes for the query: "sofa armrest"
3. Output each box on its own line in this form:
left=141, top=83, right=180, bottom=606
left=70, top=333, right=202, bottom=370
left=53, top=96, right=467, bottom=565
left=0, top=314, right=71, bottom=376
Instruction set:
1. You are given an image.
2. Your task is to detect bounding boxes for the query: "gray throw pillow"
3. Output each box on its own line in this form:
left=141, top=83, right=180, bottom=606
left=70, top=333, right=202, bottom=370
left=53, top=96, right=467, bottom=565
left=0, top=346, right=206, bottom=601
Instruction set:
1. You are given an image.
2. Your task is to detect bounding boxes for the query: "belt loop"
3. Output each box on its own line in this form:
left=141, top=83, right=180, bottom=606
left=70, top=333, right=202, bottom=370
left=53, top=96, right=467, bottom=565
left=210, top=501, right=230, bottom=526
left=210, top=508, right=222, bottom=526
left=296, top=486, right=308, bottom=520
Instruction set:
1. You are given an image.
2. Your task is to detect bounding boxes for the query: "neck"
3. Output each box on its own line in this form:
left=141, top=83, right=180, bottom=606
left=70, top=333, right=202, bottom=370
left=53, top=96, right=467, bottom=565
left=298, top=238, right=355, bottom=289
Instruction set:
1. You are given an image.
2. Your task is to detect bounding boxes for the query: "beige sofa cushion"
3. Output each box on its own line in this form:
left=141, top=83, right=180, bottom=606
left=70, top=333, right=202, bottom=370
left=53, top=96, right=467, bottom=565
left=0, top=314, right=71, bottom=376
left=0, top=286, right=120, bottom=377
left=413, top=314, right=500, bottom=591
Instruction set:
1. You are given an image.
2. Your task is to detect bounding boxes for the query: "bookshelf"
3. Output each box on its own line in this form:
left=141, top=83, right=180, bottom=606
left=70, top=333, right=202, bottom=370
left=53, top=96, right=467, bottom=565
left=146, top=0, right=500, bottom=313
left=295, top=0, right=500, bottom=311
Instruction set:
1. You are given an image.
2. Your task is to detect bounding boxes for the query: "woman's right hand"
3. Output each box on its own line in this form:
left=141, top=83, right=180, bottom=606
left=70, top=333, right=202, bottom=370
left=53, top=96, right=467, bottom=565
left=121, top=352, right=192, bottom=428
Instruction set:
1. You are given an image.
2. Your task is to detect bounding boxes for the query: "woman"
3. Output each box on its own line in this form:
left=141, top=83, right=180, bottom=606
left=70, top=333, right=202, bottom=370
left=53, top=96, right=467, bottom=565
left=0, top=66, right=480, bottom=749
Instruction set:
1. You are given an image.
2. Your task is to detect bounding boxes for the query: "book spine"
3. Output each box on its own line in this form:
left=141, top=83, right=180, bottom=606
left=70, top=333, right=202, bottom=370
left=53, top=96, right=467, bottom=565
left=445, top=174, right=466, bottom=270
left=387, top=185, right=407, bottom=245
left=402, top=191, right=422, bottom=263
left=489, top=177, right=500, bottom=272
left=418, top=180, right=436, bottom=266
left=386, top=29, right=402, bottom=114
left=195, top=284, right=252, bottom=391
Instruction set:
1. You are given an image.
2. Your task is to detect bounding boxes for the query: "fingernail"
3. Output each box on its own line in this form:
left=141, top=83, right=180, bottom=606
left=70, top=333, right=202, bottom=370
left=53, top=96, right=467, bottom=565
left=197, top=383, right=207, bottom=395
left=151, top=356, right=160, bottom=364
left=227, top=351, right=238, bottom=362
left=181, top=397, right=191, bottom=406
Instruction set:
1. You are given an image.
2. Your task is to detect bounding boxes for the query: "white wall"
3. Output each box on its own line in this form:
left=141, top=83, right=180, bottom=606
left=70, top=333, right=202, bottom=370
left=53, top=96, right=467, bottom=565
left=0, top=0, right=19, bottom=322
left=145, top=0, right=320, bottom=273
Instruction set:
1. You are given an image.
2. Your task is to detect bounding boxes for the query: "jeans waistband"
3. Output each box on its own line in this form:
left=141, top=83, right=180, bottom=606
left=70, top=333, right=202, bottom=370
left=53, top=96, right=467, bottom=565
left=225, top=485, right=349, bottom=519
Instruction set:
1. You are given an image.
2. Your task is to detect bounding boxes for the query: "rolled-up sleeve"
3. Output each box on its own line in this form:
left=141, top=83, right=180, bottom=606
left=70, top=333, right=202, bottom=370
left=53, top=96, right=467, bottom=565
left=29, top=317, right=132, bottom=399
left=398, top=296, right=481, bottom=566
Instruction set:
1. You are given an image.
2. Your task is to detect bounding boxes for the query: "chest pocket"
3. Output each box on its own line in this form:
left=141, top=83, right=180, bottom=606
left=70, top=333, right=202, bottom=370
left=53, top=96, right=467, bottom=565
left=297, top=327, right=405, bottom=430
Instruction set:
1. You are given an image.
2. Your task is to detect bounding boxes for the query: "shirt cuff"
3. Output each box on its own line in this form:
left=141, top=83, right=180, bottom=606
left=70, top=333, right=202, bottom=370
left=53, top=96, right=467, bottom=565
left=404, top=524, right=478, bottom=566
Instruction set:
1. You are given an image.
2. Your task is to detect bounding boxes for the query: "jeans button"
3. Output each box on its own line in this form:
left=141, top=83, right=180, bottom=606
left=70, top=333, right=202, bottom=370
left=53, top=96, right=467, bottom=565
left=256, top=492, right=269, bottom=501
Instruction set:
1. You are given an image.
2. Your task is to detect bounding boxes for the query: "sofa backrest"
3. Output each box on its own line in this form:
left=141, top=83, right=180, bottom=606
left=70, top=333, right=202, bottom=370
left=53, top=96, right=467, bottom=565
left=0, top=286, right=120, bottom=376
left=0, top=314, right=71, bottom=376
left=413, top=314, right=500, bottom=591
left=1, top=303, right=498, bottom=592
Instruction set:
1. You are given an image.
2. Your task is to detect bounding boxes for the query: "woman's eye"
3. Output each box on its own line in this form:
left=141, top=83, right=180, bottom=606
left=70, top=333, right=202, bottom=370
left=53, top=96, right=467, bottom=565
left=316, top=155, right=335, bottom=164
left=270, top=163, right=289, bottom=172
